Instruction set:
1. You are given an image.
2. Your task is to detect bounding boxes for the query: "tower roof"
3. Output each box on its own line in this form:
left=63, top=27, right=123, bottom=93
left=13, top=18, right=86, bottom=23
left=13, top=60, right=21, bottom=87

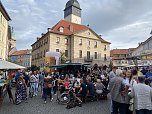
left=65, top=0, right=81, bottom=10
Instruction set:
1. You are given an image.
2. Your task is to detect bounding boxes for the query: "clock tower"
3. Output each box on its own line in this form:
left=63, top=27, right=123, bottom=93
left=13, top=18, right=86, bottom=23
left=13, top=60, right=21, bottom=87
left=64, top=0, right=81, bottom=24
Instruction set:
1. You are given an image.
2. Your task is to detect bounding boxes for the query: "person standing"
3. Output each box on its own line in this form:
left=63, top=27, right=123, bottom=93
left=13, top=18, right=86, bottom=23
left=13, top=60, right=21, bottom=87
left=43, top=74, right=53, bottom=104
left=109, top=66, right=117, bottom=80
left=38, top=72, right=44, bottom=96
left=130, top=76, right=152, bottom=114
left=15, top=76, right=27, bottom=105
left=145, top=65, right=152, bottom=87
left=23, top=72, right=30, bottom=98
left=109, top=69, right=128, bottom=114
left=29, top=72, right=37, bottom=97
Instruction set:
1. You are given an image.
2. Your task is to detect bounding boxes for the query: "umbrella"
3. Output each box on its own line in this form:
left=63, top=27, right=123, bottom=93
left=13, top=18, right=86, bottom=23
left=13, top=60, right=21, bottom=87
left=0, top=59, right=26, bottom=70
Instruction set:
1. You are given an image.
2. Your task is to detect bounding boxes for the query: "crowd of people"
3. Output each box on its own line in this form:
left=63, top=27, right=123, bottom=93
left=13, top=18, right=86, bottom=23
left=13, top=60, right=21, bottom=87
left=109, top=66, right=152, bottom=114
left=11, top=64, right=152, bottom=114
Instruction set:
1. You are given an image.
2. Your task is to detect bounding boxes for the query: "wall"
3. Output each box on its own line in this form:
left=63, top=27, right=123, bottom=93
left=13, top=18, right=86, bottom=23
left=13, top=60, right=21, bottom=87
left=0, top=11, right=9, bottom=60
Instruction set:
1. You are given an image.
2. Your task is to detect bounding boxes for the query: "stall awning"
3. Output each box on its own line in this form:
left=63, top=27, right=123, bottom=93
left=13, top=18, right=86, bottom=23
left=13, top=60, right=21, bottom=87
left=48, top=65, right=67, bottom=69
left=0, top=59, right=26, bottom=70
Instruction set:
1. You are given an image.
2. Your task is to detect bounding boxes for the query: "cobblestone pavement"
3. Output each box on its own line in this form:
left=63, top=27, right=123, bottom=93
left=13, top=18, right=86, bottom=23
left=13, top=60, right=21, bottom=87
left=0, top=91, right=110, bottom=114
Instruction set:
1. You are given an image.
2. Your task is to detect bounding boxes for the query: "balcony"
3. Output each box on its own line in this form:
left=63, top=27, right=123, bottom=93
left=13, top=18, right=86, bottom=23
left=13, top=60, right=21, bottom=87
left=94, top=45, right=97, bottom=48
left=84, top=57, right=93, bottom=62
left=79, top=43, right=82, bottom=45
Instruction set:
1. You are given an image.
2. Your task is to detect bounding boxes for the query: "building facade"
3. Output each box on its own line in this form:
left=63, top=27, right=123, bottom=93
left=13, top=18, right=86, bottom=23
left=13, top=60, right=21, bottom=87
left=110, top=49, right=131, bottom=66
left=10, top=50, right=32, bottom=67
left=131, top=35, right=152, bottom=65
left=31, top=0, right=111, bottom=69
left=8, top=26, right=16, bottom=56
left=0, top=1, right=11, bottom=60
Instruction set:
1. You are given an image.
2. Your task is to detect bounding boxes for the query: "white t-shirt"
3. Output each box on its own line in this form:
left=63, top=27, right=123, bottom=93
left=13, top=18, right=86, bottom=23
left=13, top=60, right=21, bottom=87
left=124, top=78, right=137, bottom=90
left=30, top=75, right=37, bottom=83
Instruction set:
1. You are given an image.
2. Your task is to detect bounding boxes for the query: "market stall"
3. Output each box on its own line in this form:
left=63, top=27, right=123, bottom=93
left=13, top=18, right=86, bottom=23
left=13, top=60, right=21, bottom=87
left=0, top=59, right=26, bottom=105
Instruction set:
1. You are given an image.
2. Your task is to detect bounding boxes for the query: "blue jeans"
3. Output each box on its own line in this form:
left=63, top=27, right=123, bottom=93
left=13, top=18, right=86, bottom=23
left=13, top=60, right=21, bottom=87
left=136, top=109, right=152, bottom=114
left=112, top=100, right=128, bottom=114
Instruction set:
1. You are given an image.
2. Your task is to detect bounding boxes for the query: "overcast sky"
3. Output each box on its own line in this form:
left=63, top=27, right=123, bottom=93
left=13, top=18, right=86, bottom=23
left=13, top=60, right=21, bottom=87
left=2, top=0, right=152, bottom=50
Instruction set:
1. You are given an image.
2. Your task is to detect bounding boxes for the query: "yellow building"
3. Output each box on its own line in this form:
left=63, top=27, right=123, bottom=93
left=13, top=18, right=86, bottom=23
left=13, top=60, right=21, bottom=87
left=31, top=0, right=111, bottom=68
left=0, top=1, right=11, bottom=60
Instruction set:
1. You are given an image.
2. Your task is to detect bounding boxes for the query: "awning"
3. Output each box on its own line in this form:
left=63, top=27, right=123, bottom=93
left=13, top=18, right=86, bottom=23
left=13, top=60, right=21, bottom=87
left=0, top=59, right=26, bottom=70
left=48, top=65, right=67, bottom=69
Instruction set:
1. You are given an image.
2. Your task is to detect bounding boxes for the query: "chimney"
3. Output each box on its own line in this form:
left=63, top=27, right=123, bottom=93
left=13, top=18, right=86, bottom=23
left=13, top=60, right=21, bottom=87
left=47, top=28, right=51, bottom=31
left=138, top=42, right=141, bottom=46
left=99, top=35, right=102, bottom=37
left=37, top=37, right=40, bottom=41
left=41, top=33, right=45, bottom=36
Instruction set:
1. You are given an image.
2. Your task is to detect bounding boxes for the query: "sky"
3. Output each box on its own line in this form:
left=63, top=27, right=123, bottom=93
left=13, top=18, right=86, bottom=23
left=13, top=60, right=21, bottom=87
left=2, top=0, right=152, bottom=50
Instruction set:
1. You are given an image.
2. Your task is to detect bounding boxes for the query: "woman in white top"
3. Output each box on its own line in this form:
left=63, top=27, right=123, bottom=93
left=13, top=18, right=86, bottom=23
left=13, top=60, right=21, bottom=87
left=124, top=70, right=137, bottom=91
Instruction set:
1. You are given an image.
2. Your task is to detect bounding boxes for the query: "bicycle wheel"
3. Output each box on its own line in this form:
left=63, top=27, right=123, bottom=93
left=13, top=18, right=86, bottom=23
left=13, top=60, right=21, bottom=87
left=59, top=93, right=70, bottom=105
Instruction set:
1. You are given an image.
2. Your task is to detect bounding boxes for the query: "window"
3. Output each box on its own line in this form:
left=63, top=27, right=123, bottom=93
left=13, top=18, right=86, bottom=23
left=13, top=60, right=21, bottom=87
left=41, top=52, right=42, bottom=58
left=59, top=27, right=64, bottom=32
left=88, top=40, right=90, bottom=46
left=79, top=50, right=82, bottom=58
left=44, top=50, right=46, bottom=57
left=94, top=41, right=97, bottom=48
left=56, top=37, right=60, bottom=43
left=56, top=49, right=59, bottom=52
left=87, top=51, right=90, bottom=59
left=79, top=39, right=82, bottom=45
left=104, top=54, right=107, bottom=61
left=44, top=39, right=46, bottom=45
left=95, top=52, right=97, bottom=59
left=65, top=50, right=68, bottom=57
left=0, top=15, right=2, bottom=23
left=65, top=38, right=68, bottom=45
left=104, top=45, right=107, bottom=51
left=41, top=41, right=43, bottom=46
left=46, top=37, right=48, bottom=44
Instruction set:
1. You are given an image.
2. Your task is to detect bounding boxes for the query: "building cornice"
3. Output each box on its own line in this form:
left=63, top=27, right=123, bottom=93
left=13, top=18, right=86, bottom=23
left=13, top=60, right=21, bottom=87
left=0, top=1, right=11, bottom=21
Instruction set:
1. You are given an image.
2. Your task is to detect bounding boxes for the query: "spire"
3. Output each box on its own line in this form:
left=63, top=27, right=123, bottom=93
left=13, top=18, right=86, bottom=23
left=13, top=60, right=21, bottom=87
left=11, top=27, right=16, bottom=40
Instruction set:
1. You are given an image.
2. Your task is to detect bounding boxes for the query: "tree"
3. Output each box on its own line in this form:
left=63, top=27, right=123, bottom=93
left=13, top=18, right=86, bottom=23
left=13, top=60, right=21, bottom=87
left=60, top=51, right=67, bottom=64
left=29, top=65, right=40, bottom=71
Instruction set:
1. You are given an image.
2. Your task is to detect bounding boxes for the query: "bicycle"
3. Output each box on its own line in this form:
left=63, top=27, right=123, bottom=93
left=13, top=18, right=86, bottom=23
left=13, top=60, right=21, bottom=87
left=56, top=85, right=82, bottom=106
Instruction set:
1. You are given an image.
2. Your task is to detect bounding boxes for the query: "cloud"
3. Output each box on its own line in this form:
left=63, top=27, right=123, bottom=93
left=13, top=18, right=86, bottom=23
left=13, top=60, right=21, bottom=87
left=1, top=0, right=152, bottom=50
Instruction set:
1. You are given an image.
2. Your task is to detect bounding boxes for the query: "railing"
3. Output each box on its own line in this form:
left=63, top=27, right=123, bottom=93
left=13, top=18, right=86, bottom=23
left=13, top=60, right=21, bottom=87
left=84, top=57, right=93, bottom=62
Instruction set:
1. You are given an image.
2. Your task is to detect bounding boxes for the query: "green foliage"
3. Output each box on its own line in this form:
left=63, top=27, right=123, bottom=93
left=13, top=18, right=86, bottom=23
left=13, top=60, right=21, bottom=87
left=29, top=65, right=40, bottom=71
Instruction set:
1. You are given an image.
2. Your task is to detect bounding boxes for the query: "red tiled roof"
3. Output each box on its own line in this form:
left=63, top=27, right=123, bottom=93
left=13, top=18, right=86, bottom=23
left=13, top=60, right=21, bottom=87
left=50, top=20, right=110, bottom=44
left=31, top=20, right=111, bottom=46
left=110, top=49, right=129, bottom=56
left=11, top=49, right=31, bottom=56
left=50, top=20, right=88, bottom=35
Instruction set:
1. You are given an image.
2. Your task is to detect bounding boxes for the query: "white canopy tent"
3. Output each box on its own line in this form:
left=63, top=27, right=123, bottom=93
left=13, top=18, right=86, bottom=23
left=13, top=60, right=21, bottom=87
left=0, top=59, right=26, bottom=70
